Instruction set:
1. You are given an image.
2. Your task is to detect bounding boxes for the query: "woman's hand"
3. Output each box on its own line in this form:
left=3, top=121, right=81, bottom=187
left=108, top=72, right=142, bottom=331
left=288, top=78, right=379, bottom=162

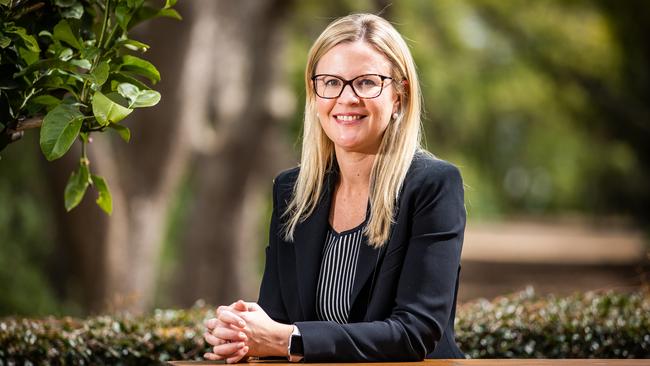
left=220, top=301, right=294, bottom=358
left=203, top=300, right=250, bottom=363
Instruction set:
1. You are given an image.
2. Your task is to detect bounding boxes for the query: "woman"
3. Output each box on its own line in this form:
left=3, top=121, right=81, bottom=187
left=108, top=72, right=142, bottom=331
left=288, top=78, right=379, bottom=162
left=203, top=13, right=465, bottom=362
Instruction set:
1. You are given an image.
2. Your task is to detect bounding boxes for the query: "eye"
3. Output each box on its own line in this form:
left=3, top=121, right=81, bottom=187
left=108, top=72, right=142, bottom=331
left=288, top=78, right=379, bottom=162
left=357, top=78, right=379, bottom=87
left=323, top=77, right=342, bottom=87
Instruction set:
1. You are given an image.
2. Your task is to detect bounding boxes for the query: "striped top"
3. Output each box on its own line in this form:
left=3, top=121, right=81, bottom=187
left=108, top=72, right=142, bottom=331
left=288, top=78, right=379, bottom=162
left=315, top=223, right=364, bottom=324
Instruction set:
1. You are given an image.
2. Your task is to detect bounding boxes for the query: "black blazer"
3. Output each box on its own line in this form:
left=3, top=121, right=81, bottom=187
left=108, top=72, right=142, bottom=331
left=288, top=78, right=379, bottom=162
left=258, top=153, right=466, bottom=362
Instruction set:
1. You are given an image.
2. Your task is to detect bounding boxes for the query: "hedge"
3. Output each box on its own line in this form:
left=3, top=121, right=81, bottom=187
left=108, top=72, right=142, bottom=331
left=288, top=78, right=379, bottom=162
left=457, top=287, right=650, bottom=358
left=1, top=289, right=649, bottom=364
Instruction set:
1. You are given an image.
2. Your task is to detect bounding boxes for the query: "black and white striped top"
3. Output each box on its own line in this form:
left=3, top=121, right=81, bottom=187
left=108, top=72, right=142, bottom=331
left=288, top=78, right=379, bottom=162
left=315, top=224, right=364, bottom=324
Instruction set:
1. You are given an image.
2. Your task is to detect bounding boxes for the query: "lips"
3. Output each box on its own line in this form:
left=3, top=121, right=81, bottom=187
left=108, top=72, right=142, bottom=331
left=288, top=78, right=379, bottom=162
left=333, top=113, right=367, bottom=124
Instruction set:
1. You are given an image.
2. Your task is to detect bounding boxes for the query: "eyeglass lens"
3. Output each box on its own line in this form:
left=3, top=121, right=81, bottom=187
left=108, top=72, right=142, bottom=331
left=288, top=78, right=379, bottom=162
left=314, top=74, right=388, bottom=99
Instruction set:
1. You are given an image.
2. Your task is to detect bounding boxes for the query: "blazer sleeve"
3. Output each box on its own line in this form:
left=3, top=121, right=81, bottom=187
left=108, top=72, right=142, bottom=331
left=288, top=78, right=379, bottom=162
left=257, top=179, right=290, bottom=323
left=295, top=163, right=466, bottom=362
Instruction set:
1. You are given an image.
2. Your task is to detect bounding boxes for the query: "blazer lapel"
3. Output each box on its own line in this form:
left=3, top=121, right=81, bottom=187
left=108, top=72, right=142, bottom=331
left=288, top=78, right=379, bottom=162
left=349, top=236, right=381, bottom=312
left=292, top=171, right=335, bottom=320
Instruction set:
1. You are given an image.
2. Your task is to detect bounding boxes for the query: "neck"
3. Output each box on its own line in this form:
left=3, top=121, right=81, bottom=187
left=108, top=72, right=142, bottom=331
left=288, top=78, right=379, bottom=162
left=334, top=147, right=375, bottom=191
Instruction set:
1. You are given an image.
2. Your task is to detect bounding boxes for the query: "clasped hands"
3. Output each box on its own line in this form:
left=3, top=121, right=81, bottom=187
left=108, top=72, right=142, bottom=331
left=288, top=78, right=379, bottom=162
left=203, top=300, right=294, bottom=363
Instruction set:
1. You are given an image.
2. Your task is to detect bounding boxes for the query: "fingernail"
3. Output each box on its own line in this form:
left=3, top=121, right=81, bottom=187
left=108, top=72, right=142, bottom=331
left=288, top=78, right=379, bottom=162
left=239, top=321, right=245, bottom=327
left=239, top=342, right=245, bottom=348
left=239, top=332, right=246, bottom=339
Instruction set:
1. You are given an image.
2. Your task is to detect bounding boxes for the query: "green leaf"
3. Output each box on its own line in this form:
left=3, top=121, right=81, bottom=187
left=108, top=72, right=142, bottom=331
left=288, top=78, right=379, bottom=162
left=38, top=30, right=53, bottom=39
left=109, top=123, right=131, bottom=142
left=31, top=95, right=62, bottom=109
left=92, top=91, right=133, bottom=125
left=116, top=82, right=139, bottom=100
left=91, top=61, right=110, bottom=87
left=91, top=174, right=112, bottom=215
left=64, top=162, right=90, bottom=211
left=158, top=8, right=181, bottom=20
left=116, top=38, right=149, bottom=52
left=40, top=104, right=83, bottom=161
left=5, top=26, right=40, bottom=52
left=18, top=47, right=39, bottom=65
left=117, top=82, right=160, bottom=108
left=164, top=0, right=177, bottom=9
left=61, top=3, right=84, bottom=19
left=13, top=58, right=76, bottom=78
left=69, top=59, right=92, bottom=69
left=80, top=46, right=100, bottom=61
left=53, top=20, right=81, bottom=49
left=111, top=71, right=152, bottom=91
left=0, top=36, right=11, bottom=48
left=115, top=4, right=133, bottom=31
left=120, top=55, right=160, bottom=84
left=58, top=47, right=74, bottom=61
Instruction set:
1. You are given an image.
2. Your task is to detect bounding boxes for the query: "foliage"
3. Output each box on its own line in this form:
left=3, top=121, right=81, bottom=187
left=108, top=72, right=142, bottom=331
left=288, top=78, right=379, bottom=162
left=1, top=290, right=649, bottom=364
left=456, top=288, right=650, bottom=358
left=0, top=0, right=180, bottom=214
left=0, top=305, right=209, bottom=365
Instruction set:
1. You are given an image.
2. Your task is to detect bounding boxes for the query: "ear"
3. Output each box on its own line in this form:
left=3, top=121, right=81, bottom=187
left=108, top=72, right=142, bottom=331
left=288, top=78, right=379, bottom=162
left=392, top=96, right=400, bottom=115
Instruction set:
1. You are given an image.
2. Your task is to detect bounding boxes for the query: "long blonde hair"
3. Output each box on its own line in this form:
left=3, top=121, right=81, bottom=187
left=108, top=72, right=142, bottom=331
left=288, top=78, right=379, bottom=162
left=283, top=13, right=424, bottom=248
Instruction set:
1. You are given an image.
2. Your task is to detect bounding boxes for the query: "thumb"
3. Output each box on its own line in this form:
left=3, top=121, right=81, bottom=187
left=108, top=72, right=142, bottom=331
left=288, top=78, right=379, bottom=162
left=233, top=299, right=248, bottom=311
left=248, top=302, right=263, bottom=312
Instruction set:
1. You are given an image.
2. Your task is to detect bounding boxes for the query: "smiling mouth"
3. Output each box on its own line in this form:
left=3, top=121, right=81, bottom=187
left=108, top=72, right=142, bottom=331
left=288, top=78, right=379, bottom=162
left=334, top=114, right=367, bottom=122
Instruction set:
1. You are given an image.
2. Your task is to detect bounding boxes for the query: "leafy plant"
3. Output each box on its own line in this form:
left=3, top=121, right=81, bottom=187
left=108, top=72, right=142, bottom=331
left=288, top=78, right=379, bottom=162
left=456, top=288, right=650, bottom=358
left=1, top=290, right=649, bottom=363
left=0, top=0, right=180, bottom=214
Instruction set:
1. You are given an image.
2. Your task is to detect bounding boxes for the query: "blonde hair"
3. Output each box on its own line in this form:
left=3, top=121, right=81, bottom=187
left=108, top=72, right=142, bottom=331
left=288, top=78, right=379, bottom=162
left=283, top=13, right=424, bottom=248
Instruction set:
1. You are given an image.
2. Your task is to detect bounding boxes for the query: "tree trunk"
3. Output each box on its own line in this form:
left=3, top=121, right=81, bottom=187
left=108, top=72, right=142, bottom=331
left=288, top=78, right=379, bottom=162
left=175, top=0, right=295, bottom=307
left=46, top=1, right=195, bottom=314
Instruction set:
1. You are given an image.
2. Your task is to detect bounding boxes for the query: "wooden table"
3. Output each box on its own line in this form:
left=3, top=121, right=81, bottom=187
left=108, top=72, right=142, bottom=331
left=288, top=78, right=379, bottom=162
left=169, top=359, right=649, bottom=366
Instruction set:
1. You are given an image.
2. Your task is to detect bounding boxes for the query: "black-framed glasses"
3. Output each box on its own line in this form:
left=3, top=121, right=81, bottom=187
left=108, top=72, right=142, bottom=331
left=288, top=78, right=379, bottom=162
left=311, top=74, right=393, bottom=99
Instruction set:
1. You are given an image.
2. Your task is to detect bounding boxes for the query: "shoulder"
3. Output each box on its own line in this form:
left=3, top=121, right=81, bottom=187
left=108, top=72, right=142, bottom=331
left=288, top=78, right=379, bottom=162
left=400, top=151, right=465, bottom=222
left=404, top=151, right=463, bottom=190
left=272, top=166, right=300, bottom=200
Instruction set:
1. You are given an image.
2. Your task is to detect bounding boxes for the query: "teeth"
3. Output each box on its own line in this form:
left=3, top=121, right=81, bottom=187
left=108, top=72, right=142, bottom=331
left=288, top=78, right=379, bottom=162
left=336, top=115, right=363, bottom=121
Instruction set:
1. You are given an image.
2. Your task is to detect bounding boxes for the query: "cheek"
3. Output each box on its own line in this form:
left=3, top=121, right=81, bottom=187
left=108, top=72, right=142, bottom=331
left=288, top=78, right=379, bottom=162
left=316, top=99, right=335, bottom=117
left=368, top=102, right=392, bottom=130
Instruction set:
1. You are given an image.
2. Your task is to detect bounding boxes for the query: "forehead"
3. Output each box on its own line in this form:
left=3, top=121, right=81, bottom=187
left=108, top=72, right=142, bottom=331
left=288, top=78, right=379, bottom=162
left=315, top=41, right=392, bottom=77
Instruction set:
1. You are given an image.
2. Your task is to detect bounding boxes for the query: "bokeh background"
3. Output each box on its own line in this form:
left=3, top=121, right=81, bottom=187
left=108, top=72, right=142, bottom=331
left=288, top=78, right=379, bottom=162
left=1, top=0, right=649, bottom=317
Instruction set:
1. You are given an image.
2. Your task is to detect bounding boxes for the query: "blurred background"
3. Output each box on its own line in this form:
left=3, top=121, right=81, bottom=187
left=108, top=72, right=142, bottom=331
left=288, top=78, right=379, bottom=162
left=1, top=0, right=649, bottom=317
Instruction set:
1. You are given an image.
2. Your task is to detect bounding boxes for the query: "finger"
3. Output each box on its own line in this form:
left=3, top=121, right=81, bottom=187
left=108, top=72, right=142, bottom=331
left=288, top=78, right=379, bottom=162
left=204, top=332, right=227, bottom=347
left=226, top=345, right=249, bottom=364
left=213, top=327, right=247, bottom=341
left=216, top=305, right=230, bottom=317
left=212, top=342, right=246, bottom=357
left=204, top=352, right=223, bottom=361
left=204, top=317, right=218, bottom=330
left=233, top=299, right=248, bottom=312
left=219, top=310, right=246, bottom=328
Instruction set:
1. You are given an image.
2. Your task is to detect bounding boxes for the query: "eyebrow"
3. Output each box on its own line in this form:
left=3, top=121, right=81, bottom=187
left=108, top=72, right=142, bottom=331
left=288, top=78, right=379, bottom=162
left=313, top=73, right=388, bottom=78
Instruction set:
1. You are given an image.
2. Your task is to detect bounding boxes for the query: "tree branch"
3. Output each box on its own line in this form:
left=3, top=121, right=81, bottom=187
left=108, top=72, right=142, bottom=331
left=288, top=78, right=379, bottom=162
left=0, top=115, right=44, bottom=152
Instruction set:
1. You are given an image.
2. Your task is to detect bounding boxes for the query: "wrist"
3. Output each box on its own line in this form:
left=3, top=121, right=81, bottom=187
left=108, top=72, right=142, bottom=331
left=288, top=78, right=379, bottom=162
left=274, top=323, right=294, bottom=356
left=287, top=325, right=303, bottom=362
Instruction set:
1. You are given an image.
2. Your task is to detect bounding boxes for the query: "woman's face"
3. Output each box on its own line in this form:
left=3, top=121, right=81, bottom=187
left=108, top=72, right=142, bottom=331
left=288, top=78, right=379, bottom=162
left=313, top=41, right=399, bottom=154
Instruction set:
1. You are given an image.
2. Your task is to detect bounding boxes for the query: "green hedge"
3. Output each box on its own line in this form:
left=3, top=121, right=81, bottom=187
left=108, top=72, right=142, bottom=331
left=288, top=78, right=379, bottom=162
left=1, top=289, right=649, bottom=364
left=456, top=288, right=650, bottom=358
left=0, top=308, right=210, bottom=365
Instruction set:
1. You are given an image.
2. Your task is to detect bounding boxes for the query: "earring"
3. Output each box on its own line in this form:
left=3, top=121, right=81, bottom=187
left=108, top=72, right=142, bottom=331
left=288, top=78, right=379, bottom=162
left=392, top=112, right=399, bottom=120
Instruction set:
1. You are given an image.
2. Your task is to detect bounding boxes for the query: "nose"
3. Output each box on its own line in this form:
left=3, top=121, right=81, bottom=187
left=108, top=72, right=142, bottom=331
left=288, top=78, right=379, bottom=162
left=337, top=84, right=360, bottom=104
